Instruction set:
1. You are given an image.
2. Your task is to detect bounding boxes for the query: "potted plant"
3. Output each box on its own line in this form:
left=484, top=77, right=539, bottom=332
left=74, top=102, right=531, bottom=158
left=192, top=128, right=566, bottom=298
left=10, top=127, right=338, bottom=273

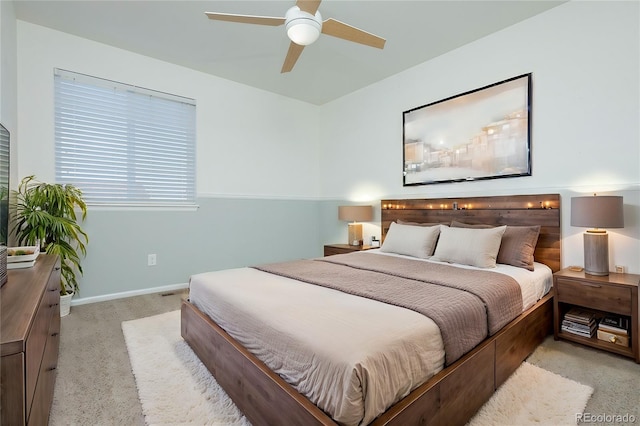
left=12, top=175, right=88, bottom=315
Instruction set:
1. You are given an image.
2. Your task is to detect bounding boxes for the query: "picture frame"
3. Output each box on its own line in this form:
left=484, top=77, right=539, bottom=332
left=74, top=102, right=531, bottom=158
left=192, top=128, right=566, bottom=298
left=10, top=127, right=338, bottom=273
left=403, top=73, right=532, bottom=186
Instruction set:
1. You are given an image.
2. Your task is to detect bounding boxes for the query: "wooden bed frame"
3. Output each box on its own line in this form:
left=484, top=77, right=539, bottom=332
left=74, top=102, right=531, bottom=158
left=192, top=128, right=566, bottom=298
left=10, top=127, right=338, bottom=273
left=181, top=193, right=561, bottom=426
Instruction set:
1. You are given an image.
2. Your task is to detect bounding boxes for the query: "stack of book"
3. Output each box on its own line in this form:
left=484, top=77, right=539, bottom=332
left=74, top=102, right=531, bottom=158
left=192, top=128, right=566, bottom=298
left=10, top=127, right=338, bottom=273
left=561, top=308, right=597, bottom=337
left=598, top=315, right=630, bottom=335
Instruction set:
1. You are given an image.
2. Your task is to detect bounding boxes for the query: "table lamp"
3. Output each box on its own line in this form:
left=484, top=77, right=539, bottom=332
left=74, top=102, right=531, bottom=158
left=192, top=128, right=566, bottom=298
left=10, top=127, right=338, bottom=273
left=338, top=205, right=373, bottom=246
left=571, top=195, right=624, bottom=276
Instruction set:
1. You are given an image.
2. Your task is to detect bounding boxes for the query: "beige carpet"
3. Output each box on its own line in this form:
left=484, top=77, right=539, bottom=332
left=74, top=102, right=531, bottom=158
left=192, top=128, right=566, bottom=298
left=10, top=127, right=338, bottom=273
left=123, top=310, right=593, bottom=426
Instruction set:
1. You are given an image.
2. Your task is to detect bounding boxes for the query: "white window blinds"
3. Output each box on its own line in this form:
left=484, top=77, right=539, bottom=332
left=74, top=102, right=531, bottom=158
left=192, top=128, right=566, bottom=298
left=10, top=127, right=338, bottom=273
left=54, top=69, right=196, bottom=206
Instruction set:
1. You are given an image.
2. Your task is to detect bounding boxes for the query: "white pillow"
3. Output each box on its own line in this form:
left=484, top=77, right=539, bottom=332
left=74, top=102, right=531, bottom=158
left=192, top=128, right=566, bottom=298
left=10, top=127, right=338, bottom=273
left=431, top=225, right=507, bottom=268
left=380, top=222, right=441, bottom=258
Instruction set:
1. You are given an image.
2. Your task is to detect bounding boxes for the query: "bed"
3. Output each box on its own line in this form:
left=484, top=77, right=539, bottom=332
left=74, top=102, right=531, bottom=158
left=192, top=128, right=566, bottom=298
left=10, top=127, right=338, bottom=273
left=181, top=194, right=561, bottom=426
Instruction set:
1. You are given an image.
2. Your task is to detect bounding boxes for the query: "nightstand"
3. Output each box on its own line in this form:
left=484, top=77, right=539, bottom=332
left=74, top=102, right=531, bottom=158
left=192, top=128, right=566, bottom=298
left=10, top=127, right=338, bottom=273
left=323, top=244, right=376, bottom=256
left=553, top=268, right=639, bottom=363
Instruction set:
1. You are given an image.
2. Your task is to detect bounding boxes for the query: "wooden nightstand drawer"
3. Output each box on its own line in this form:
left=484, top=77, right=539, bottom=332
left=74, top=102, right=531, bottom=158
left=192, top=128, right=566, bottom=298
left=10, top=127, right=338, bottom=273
left=324, top=246, right=355, bottom=256
left=556, top=277, right=631, bottom=315
left=323, top=244, right=375, bottom=256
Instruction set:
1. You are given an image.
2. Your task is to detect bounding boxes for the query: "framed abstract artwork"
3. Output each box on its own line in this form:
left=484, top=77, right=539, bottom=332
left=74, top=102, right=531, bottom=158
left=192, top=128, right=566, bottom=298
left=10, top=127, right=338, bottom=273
left=403, top=73, right=532, bottom=186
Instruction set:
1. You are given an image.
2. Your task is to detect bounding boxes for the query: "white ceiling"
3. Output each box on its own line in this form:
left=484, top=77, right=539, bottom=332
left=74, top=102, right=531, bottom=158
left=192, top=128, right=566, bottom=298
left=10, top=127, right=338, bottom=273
left=13, top=0, right=565, bottom=105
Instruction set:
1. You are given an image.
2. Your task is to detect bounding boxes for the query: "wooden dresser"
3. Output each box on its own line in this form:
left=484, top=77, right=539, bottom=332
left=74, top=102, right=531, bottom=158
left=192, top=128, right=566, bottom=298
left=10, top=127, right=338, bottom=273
left=1, top=255, right=61, bottom=425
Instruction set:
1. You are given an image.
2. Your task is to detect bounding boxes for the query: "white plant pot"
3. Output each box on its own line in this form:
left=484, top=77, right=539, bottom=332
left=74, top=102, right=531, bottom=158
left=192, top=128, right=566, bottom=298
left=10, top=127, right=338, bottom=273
left=60, top=292, right=74, bottom=317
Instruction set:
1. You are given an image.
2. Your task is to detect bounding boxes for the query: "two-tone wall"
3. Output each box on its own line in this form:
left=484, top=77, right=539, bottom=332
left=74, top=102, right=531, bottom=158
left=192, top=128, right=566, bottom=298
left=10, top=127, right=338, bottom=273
left=8, top=0, right=640, bottom=304
left=318, top=0, right=639, bottom=273
left=15, top=21, right=322, bottom=303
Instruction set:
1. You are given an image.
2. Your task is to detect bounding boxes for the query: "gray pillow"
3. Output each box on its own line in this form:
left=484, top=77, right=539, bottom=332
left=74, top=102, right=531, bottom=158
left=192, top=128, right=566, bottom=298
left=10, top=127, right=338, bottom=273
left=497, top=226, right=540, bottom=271
left=451, top=221, right=540, bottom=270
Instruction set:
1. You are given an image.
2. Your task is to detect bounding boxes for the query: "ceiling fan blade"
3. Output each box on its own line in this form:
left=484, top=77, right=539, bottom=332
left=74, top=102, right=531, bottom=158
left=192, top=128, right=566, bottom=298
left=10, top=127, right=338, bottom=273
left=204, top=12, right=285, bottom=26
left=281, top=42, right=305, bottom=73
left=296, top=0, right=322, bottom=15
left=321, top=18, right=386, bottom=49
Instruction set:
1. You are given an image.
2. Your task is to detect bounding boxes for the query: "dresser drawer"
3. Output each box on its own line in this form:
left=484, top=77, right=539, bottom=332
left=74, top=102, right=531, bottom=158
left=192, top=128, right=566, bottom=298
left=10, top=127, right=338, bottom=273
left=1, top=255, right=62, bottom=426
left=28, top=312, right=60, bottom=426
left=45, top=261, right=61, bottom=311
left=24, top=289, right=56, bottom=419
left=1, top=353, right=26, bottom=425
left=556, top=278, right=631, bottom=315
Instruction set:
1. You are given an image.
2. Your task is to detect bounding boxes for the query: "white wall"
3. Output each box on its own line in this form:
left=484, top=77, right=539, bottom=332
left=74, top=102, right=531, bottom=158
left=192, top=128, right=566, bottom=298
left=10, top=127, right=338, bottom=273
left=319, top=1, right=640, bottom=274
left=17, top=21, right=320, bottom=198
left=0, top=0, right=18, bottom=179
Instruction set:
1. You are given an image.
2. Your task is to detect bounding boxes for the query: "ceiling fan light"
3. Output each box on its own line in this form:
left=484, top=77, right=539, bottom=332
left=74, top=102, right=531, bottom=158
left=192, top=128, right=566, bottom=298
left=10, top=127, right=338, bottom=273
left=286, top=20, right=321, bottom=45
left=284, top=6, right=322, bottom=46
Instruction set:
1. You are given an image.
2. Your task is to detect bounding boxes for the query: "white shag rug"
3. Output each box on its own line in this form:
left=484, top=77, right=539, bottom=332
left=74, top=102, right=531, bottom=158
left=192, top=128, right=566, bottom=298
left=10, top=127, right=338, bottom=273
left=123, top=310, right=593, bottom=426
left=467, top=361, right=593, bottom=426
left=122, top=310, right=249, bottom=426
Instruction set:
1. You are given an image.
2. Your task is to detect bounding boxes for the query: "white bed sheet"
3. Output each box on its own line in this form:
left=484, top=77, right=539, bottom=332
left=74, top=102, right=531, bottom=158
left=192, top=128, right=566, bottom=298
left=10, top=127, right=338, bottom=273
left=188, top=257, right=552, bottom=426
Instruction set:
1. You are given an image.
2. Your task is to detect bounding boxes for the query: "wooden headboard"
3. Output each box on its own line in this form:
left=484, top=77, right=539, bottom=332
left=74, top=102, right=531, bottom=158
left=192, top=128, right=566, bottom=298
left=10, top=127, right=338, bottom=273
left=381, top=194, right=561, bottom=272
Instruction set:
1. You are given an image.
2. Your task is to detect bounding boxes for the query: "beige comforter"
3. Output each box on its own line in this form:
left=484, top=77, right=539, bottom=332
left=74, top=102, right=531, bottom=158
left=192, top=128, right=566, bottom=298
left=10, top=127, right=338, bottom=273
left=189, top=267, right=445, bottom=426
left=256, top=252, right=523, bottom=365
left=189, top=254, right=532, bottom=426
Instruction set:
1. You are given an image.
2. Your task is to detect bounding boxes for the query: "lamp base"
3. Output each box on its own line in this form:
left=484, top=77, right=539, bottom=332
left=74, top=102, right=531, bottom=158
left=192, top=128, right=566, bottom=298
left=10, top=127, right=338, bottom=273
left=584, top=231, right=609, bottom=276
left=348, top=223, right=363, bottom=246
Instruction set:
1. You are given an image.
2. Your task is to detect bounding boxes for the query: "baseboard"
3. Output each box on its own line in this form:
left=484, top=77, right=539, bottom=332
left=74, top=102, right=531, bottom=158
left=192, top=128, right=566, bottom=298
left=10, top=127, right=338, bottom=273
left=71, top=282, right=189, bottom=306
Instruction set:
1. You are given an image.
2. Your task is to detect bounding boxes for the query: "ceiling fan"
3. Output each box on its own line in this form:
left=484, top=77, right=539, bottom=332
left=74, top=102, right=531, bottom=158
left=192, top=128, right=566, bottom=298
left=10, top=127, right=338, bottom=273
left=205, top=0, right=386, bottom=73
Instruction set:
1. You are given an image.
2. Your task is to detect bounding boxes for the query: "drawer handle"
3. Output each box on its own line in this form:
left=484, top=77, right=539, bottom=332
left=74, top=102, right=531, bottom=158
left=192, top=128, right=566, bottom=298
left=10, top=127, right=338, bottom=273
left=50, top=303, right=59, bottom=308
left=578, top=282, right=601, bottom=288
left=609, top=335, right=618, bottom=343
left=52, top=332, right=59, bottom=337
left=47, top=366, right=57, bottom=371
left=49, top=288, right=57, bottom=292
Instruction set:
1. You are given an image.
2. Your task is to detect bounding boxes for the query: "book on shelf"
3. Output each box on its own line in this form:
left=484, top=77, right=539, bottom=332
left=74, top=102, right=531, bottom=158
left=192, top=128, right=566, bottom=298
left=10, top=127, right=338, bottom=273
left=561, top=324, right=595, bottom=338
left=598, top=314, right=630, bottom=335
left=561, top=321, right=596, bottom=337
left=562, top=320, right=596, bottom=332
left=562, top=308, right=597, bottom=337
left=563, top=308, right=597, bottom=325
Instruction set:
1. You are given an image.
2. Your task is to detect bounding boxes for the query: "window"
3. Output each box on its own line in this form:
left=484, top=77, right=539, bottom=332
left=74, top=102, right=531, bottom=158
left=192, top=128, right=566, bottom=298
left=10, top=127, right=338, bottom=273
left=54, top=69, right=196, bottom=207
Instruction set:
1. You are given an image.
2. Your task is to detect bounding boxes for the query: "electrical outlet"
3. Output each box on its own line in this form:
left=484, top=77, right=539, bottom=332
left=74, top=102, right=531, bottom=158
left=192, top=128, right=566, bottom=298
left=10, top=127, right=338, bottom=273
left=615, top=265, right=625, bottom=274
left=148, top=254, right=157, bottom=266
